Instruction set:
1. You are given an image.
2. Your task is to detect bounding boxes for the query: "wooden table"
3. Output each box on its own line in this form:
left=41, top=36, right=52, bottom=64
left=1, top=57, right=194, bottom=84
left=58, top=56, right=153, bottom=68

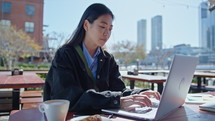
left=9, top=98, right=215, bottom=121
left=9, top=109, right=133, bottom=121
left=0, top=71, right=45, bottom=110
left=120, top=71, right=166, bottom=94
left=134, top=70, right=215, bottom=93
left=194, top=72, right=215, bottom=87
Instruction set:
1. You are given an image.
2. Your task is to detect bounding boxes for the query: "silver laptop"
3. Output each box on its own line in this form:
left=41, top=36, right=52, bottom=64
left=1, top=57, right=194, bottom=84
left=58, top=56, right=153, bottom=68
left=102, top=55, right=198, bottom=121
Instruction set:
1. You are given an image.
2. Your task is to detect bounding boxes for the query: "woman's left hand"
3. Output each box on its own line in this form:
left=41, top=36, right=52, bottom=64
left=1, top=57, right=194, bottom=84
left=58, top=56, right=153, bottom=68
left=139, top=90, right=161, bottom=100
left=120, top=94, right=152, bottom=111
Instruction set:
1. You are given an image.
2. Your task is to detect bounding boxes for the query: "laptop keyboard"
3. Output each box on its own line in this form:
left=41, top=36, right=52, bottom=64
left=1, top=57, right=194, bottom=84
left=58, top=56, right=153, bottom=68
left=134, top=107, right=153, bottom=113
left=150, top=98, right=160, bottom=107
left=131, top=98, right=160, bottom=114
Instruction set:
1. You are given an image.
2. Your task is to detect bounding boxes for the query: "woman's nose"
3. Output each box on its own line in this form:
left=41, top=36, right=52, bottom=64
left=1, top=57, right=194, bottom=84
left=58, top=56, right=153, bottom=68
left=103, top=29, right=111, bottom=36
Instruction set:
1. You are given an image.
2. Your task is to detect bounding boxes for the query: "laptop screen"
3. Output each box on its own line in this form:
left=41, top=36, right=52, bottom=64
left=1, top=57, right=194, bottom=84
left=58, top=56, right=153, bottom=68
left=102, top=55, right=199, bottom=121
left=154, top=55, right=198, bottom=120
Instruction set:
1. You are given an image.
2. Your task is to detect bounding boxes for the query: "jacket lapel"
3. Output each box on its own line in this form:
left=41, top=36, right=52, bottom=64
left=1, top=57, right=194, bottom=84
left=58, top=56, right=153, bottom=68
left=96, top=48, right=107, bottom=74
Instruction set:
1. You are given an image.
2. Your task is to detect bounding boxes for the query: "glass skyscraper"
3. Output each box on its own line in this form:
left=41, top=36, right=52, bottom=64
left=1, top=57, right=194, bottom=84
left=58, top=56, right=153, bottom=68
left=151, top=15, right=163, bottom=51
left=199, top=1, right=215, bottom=51
left=137, top=19, right=147, bottom=52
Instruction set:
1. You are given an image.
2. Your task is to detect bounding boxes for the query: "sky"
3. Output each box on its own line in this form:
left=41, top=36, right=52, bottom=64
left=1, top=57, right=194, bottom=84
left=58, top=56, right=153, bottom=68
left=44, top=0, right=205, bottom=52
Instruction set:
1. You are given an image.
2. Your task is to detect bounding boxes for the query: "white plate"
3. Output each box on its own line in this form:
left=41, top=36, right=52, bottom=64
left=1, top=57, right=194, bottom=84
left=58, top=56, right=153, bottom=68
left=70, top=115, right=111, bottom=121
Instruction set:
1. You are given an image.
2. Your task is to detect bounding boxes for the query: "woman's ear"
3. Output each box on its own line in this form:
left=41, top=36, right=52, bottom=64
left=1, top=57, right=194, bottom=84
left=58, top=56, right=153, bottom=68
left=83, top=20, right=89, bottom=31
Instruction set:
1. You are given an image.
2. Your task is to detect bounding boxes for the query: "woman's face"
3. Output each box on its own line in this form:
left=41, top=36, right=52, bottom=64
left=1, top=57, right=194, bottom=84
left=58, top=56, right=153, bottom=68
left=84, top=14, right=113, bottom=47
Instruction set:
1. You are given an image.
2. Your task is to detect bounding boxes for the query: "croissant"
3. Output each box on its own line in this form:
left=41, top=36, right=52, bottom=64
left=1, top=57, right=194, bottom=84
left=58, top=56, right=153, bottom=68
left=79, top=115, right=102, bottom=121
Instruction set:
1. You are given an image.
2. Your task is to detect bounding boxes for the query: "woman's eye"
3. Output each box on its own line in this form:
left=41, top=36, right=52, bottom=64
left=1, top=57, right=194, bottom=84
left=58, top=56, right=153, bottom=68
left=100, top=26, right=105, bottom=29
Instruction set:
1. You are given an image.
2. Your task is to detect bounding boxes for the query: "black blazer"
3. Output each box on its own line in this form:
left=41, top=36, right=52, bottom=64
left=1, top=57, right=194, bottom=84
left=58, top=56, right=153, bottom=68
left=43, top=44, right=146, bottom=114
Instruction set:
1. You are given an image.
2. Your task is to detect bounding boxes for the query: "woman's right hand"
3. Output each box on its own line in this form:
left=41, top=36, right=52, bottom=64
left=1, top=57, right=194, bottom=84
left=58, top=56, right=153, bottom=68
left=120, top=94, right=152, bottom=111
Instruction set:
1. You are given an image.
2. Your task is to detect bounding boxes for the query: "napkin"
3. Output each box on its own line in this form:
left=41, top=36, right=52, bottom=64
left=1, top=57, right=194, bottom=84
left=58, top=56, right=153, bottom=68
left=199, top=101, right=215, bottom=112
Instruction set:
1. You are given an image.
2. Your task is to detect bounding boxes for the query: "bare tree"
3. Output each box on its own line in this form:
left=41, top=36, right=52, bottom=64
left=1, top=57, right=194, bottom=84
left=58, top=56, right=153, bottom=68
left=134, top=44, right=146, bottom=60
left=44, top=32, right=67, bottom=61
left=149, top=49, right=173, bottom=69
left=47, top=31, right=66, bottom=49
left=0, top=25, right=41, bottom=69
left=111, top=40, right=146, bottom=68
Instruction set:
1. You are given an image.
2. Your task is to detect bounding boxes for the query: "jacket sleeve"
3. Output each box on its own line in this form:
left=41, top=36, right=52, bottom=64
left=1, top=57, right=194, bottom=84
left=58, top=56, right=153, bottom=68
left=108, top=55, right=148, bottom=96
left=108, top=55, right=126, bottom=91
left=44, top=47, right=122, bottom=113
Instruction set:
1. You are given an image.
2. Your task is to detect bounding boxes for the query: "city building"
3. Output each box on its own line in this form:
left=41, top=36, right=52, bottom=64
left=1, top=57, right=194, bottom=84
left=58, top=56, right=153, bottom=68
left=143, top=43, right=215, bottom=69
left=137, top=19, right=147, bottom=52
left=199, top=1, right=215, bottom=51
left=209, top=10, right=215, bottom=51
left=0, top=0, right=44, bottom=46
left=151, top=15, right=162, bottom=51
left=199, top=1, right=209, bottom=49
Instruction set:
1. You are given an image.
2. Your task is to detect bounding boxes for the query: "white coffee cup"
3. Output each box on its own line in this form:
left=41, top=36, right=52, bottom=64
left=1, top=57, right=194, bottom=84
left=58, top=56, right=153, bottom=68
left=39, top=99, right=70, bottom=121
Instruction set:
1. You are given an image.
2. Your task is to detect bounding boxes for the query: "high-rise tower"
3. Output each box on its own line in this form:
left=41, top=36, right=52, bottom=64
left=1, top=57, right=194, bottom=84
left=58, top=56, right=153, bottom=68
left=137, top=19, right=147, bottom=52
left=151, top=15, right=162, bottom=51
left=199, top=1, right=215, bottom=51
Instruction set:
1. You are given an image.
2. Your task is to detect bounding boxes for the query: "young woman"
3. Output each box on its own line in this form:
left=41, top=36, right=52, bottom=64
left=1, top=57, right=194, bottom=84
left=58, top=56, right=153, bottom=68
left=44, top=3, right=160, bottom=114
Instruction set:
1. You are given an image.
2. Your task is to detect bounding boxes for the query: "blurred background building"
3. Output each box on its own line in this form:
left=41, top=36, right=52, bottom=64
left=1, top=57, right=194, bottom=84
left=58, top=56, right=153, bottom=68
left=199, top=1, right=215, bottom=51
left=0, top=0, right=44, bottom=46
left=137, top=19, right=147, bottom=52
left=151, top=15, right=163, bottom=51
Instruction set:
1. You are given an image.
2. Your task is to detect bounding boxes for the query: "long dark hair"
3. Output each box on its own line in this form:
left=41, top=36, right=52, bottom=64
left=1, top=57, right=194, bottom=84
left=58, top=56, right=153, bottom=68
left=64, top=3, right=114, bottom=46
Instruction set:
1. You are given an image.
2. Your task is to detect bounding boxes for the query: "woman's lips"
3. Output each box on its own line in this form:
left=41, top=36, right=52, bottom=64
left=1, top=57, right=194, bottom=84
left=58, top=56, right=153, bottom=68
left=101, top=39, right=108, bottom=42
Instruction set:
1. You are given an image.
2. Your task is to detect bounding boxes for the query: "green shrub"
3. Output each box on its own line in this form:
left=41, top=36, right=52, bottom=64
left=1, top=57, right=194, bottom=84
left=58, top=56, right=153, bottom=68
left=38, top=64, right=49, bottom=69
left=37, top=73, right=47, bottom=80
left=17, top=63, right=50, bottom=70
